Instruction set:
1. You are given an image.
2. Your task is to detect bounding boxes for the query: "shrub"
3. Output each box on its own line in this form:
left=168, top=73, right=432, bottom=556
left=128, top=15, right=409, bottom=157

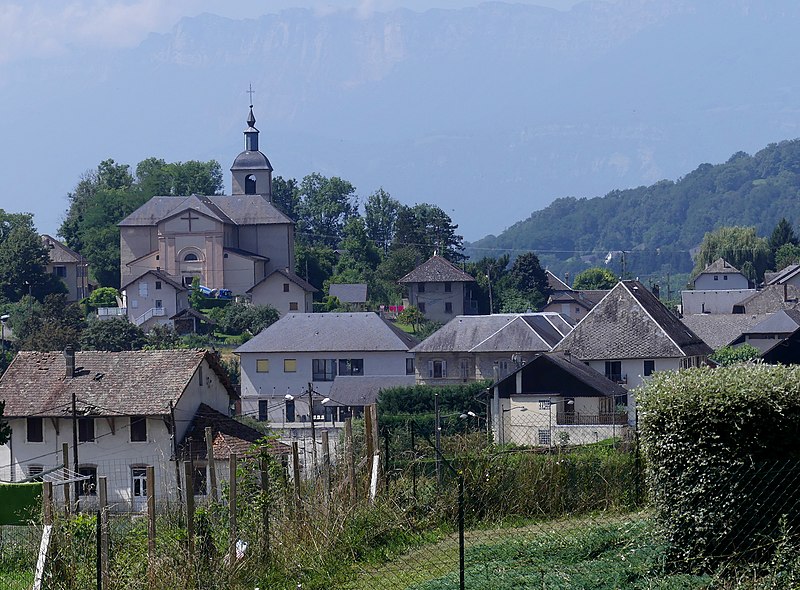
left=638, top=364, right=800, bottom=570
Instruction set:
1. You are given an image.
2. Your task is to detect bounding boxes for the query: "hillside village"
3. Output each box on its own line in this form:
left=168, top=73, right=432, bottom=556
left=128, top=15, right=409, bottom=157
left=2, top=105, right=800, bottom=587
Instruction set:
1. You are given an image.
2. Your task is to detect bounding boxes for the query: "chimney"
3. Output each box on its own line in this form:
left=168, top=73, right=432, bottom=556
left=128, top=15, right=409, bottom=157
left=785, top=283, right=789, bottom=303
left=64, top=346, right=75, bottom=378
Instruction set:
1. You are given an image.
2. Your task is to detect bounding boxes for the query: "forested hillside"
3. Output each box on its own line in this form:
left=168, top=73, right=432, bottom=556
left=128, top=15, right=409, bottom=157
left=467, top=140, right=800, bottom=282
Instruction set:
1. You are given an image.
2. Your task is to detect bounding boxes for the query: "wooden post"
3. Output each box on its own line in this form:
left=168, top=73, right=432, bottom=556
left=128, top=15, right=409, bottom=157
left=364, top=408, right=375, bottom=459
left=98, top=477, right=109, bottom=590
left=259, top=450, right=270, bottom=564
left=183, top=461, right=194, bottom=558
left=61, top=443, right=70, bottom=514
left=229, top=453, right=238, bottom=566
left=291, top=442, right=301, bottom=512
left=146, top=466, right=156, bottom=586
left=321, top=430, right=331, bottom=500
left=205, top=426, right=218, bottom=501
left=42, top=482, right=53, bottom=526
left=345, top=418, right=356, bottom=503
left=171, top=402, right=182, bottom=503
left=369, top=404, right=379, bottom=456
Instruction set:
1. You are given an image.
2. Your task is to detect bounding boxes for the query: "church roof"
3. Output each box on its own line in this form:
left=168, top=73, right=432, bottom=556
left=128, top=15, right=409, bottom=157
left=119, top=194, right=292, bottom=227
left=231, top=150, right=272, bottom=171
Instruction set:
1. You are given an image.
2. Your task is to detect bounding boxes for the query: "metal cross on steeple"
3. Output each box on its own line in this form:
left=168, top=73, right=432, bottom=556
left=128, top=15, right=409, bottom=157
left=246, top=83, right=255, bottom=106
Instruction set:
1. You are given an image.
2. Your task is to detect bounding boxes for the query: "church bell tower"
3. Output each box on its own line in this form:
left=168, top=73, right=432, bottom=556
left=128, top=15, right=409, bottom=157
left=230, top=105, right=273, bottom=198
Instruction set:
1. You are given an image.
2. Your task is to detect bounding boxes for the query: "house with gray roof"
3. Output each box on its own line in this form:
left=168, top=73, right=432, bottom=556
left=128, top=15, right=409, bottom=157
left=120, top=269, right=189, bottom=330
left=553, top=281, right=712, bottom=403
left=328, top=283, right=368, bottom=310
left=764, top=264, right=800, bottom=286
left=728, top=309, right=800, bottom=360
left=412, top=312, right=574, bottom=385
left=542, top=289, right=608, bottom=321
left=248, top=268, right=317, bottom=315
left=0, top=349, right=238, bottom=511
left=680, top=313, right=769, bottom=350
left=118, top=106, right=300, bottom=322
left=692, top=258, right=749, bottom=290
left=398, top=254, right=478, bottom=322
left=235, top=313, right=418, bottom=432
left=322, top=375, right=416, bottom=423
left=731, top=284, right=800, bottom=315
left=491, top=352, right=629, bottom=446
left=42, top=234, right=90, bottom=302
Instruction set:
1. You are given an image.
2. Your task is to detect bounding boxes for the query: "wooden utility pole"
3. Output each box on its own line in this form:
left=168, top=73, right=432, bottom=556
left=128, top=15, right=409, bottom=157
left=71, top=391, right=79, bottom=508
left=42, top=482, right=53, bottom=525
left=307, top=383, right=318, bottom=472
left=205, top=426, right=218, bottom=501
left=321, top=430, right=331, bottom=500
left=170, top=402, right=182, bottom=503
left=184, top=461, right=195, bottom=558
left=291, top=442, right=302, bottom=511
left=61, top=443, right=70, bottom=514
left=259, top=450, right=270, bottom=563
left=98, top=477, right=109, bottom=589
left=228, top=453, right=238, bottom=565
left=345, top=418, right=356, bottom=503
left=146, top=466, right=156, bottom=586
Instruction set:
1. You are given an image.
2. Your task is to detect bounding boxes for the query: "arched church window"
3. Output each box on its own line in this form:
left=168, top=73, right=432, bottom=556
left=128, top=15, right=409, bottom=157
left=245, top=174, right=257, bottom=195
left=184, top=253, right=199, bottom=262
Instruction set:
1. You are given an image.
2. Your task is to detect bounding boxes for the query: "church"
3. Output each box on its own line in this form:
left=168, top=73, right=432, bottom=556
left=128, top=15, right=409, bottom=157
left=118, top=106, right=315, bottom=330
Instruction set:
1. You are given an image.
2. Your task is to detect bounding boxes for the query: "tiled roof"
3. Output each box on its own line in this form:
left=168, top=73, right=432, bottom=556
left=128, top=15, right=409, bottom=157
left=41, top=235, right=85, bottom=264
left=327, top=375, right=416, bottom=407
left=554, top=281, right=712, bottom=360
left=120, top=269, right=186, bottom=292
left=247, top=268, right=317, bottom=294
left=412, top=313, right=574, bottom=354
left=547, top=289, right=609, bottom=309
left=169, top=308, right=215, bottom=323
left=765, top=264, right=800, bottom=285
left=179, top=404, right=289, bottom=459
left=398, top=255, right=475, bottom=284
left=680, top=313, right=769, bottom=349
left=329, top=283, right=368, bottom=303
left=546, top=270, right=571, bottom=291
left=734, top=284, right=800, bottom=314
left=744, top=309, right=800, bottom=335
left=697, top=258, right=742, bottom=275
left=119, top=194, right=293, bottom=227
left=0, top=350, right=233, bottom=418
left=234, top=313, right=418, bottom=353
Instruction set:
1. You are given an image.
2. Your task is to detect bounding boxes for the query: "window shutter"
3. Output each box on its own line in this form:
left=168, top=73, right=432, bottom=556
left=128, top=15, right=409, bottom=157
left=428, top=360, right=433, bottom=379
left=442, top=361, right=447, bottom=378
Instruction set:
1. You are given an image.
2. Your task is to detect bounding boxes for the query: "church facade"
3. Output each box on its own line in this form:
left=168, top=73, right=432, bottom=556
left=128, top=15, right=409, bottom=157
left=118, top=107, right=311, bottom=329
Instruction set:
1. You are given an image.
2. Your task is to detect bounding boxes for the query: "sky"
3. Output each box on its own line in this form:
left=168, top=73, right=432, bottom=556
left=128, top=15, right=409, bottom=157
left=0, top=0, right=591, bottom=65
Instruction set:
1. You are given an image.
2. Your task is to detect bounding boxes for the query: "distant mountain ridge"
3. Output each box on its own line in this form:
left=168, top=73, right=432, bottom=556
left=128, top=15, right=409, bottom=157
left=4, top=0, right=800, bottom=241
left=466, top=140, right=800, bottom=281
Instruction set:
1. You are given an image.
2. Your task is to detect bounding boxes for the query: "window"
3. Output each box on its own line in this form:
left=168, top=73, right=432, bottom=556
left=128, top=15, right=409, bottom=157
left=53, top=266, right=67, bottom=278
left=284, top=359, right=297, bottom=373
left=418, top=302, right=426, bottom=313
left=538, top=430, right=551, bottom=446
left=155, top=299, right=163, bottom=309
left=562, top=397, right=575, bottom=415
left=183, top=276, right=194, bottom=287
left=445, top=302, right=453, bottom=314
left=27, top=465, right=44, bottom=479
left=139, top=282, right=148, bottom=297
left=27, top=418, right=43, bottom=443
left=444, top=282, right=452, bottom=293
left=713, top=275, right=718, bottom=281
left=78, top=467, right=97, bottom=496
left=289, top=302, right=299, bottom=311
left=78, top=418, right=95, bottom=442
left=283, top=283, right=290, bottom=292
left=338, top=358, right=364, bottom=376
left=605, top=361, right=623, bottom=383
left=256, top=359, right=269, bottom=373
left=130, top=416, right=147, bottom=442
left=644, top=360, right=656, bottom=377
left=429, top=360, right=447, bottom=379
left=132, top=467, right=147, bottom=498
left=155, top=281, right=162, bottom=290
left=418, top=283, right=425, bottom=293
left=724, top=275, right=728, bottom=280
left=258, top=400, right=269, bottom=422
left=192, top=467, right=207, bottom=495
left=459, top=359, right=469, bottom=379
left=406, top=358, right=415, bottom=375
left=184, top=253, right=199, bottom=262
left=313, top=359, right=337, bottom=381
left=539, top=400, right=551, bottom=410
left=285, top=399, right=296, bottom=422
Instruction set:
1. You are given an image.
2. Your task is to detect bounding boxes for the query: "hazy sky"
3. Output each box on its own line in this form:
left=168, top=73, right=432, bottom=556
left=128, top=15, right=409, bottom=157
left=0, top=0, right=592, bottom=64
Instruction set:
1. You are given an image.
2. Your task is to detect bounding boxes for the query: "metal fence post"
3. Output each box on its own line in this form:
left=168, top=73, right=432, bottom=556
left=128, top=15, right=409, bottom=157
left=458, top=473, right=465, bottom=590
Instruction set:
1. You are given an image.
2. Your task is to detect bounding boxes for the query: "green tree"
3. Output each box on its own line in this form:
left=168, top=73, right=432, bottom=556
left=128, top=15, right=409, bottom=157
left=769, top=217, right=798, bottom=253
left=80, top=317, right=146, bottom=351
left=0, top=223, right=66, bottom=302
left=86, top=287, right=120, bottom=309
left=709, top=344, right=761, bottom=366
left=335, top=217, right=381, bottom=276
left=296, top=243, right=337, bottom=291
left=397, top=306, right=426, bottom=333
left=692, top=226, right=771, bottom=282
left=296, top=173, right=358, bottom=248
left=207, top=303, right=279, bottom=336
left=775, top=243, right=800, bottom=270
left=145, top=324, right=182, bottom=349
left=16, top=294, right=85, bottom=351
left=271, top=176, right=301, bottom=220
left=572, top=267, right=618, bottom=290
left=393, top=203, right=464, bottom=262
left=364, top=188, right=400, bottom=255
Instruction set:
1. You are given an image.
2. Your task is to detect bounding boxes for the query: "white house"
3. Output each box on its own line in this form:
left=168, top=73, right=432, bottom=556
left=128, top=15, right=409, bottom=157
left=120, top=269, right=189, bottom=330
left=235, top=313, right=418, bottom=431
left=692, top=258, right=749, bottom=290
left=0, top=349, right=246, bottom=512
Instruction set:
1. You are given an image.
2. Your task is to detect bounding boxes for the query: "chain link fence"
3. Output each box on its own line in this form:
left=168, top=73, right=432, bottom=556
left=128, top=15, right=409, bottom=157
left=2, top=415, right=800, bottom=588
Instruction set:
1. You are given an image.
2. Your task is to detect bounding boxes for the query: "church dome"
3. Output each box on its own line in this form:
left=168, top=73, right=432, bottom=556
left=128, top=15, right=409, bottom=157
left=231, top=150, right=272, bottom=171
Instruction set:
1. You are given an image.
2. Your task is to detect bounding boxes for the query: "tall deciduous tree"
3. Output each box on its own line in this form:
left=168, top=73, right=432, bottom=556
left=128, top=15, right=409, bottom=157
left=572, top=267, right=618, bottom=290
left=0, top=222, right=66, bottom=302
left=296, top=173, right=358, bottom=248
left=80, top=317, right=146, bottom=351
left=364, top=188, right=400, bottom=254
left=692, top=226, right=771, bottom=282
left=393, top=203, right=464, bottom=262
left=272, top=176, right=301, bottom=220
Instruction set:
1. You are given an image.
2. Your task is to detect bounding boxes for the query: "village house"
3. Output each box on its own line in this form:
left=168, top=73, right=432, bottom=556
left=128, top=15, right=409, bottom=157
left=412, top=312, right=574, bottom=385
left=681, top=258, right=754, bottom=314
left=42, top=234, right=90, bottom=302
left=0, top=349, right=248, bottom=512
left=398, top=254, right=479, bottom=323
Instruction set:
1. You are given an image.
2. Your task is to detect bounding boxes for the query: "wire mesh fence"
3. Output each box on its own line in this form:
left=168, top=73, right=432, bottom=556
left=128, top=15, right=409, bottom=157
left=3, top=415, right=800, bottom=588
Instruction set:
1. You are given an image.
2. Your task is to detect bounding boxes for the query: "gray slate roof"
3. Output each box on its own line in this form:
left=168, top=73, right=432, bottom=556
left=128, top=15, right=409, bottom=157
left=247, top=268, right=317, bottom=294
left=42, top=235, right=85, bottom=264
left=234, top=313, right=418, bottom=354
left=765, top=264, right=800, bottom=285
left=697, top=258, right=742, bottom=276
left=0, top=350, right=233, bottom=418
left=744, top=309, right=800, bottom=335
left=412, top=313, right=574, bottom=354
left=119, top=194, right=293, bottom=227
left=547, top=289, right=609, bottom=309
left=120, top=268, right=186, bottom=292
left=734, top=284, right=800, bottom=314
left=546, top=270, right=571, bottom=291
left=554, top=281, right=712, bottom=360
left=680, top=313, right=770, bottom=349
left=398, top=255, right=475, bottom=284
left=327, top=375, right=416, bottom=407
left=329, top=283, right=368, bottom=303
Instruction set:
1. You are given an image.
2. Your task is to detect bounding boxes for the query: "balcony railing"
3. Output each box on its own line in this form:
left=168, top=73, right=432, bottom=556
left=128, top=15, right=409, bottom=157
left=134, top=307, right=165, bottom=326
left=556, top=412, right=628, bottom=426
left=97, top=307, right=127, bottom=317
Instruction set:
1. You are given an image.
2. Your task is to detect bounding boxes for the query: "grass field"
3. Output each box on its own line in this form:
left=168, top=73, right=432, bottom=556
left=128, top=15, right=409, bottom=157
left=344, top=513, right=712, bottom=590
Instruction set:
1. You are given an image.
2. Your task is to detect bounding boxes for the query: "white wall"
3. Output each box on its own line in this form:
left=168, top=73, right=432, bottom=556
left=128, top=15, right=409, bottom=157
left=694, top=272, right=749, bottom=290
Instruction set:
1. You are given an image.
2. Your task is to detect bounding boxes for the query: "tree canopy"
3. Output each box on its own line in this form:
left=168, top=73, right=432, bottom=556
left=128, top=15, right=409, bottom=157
left=572, top=267, right=617, bottom=290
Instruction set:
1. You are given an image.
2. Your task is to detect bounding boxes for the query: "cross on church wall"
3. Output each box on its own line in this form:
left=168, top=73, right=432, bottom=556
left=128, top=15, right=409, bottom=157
left=180, top=210, right=200, bottom=232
